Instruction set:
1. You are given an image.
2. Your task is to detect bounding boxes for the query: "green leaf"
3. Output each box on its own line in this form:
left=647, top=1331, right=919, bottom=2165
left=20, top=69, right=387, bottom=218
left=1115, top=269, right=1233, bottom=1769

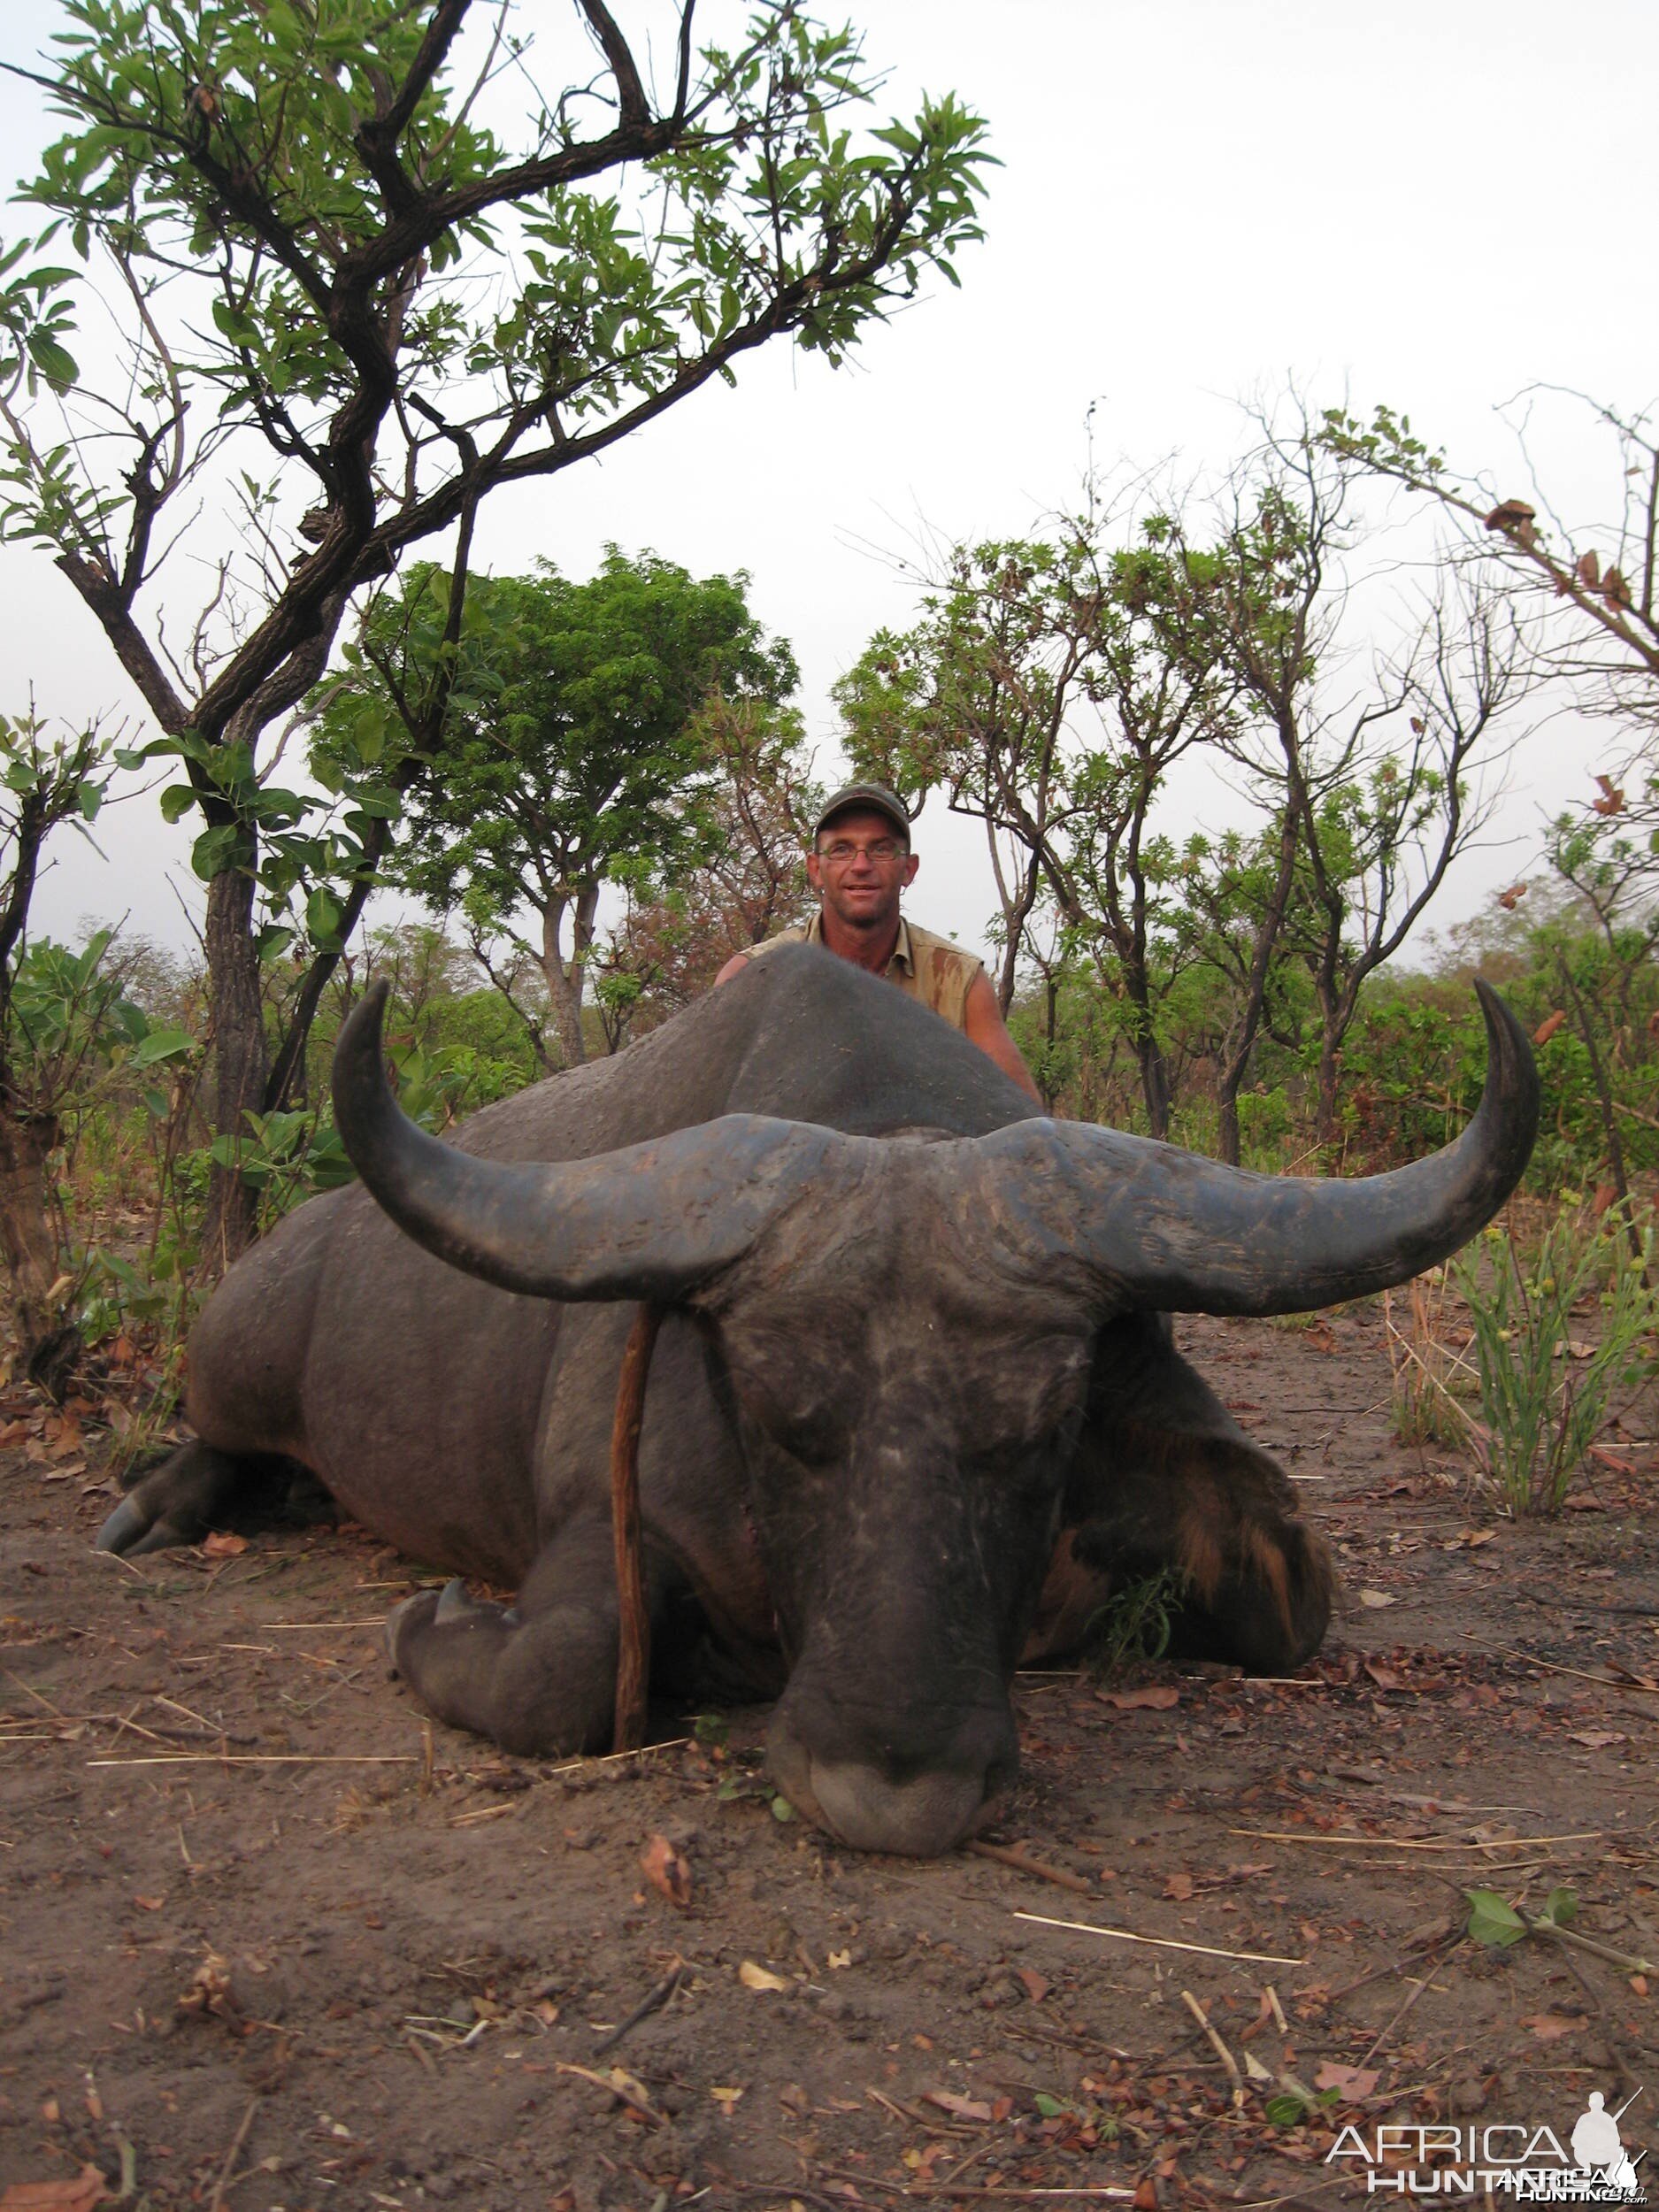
left=130, top=1026, right=196, bottom=1067
left=1540, top=1886, right=1578, bottom=1928
left=1465, top=1889, right=1527, bottom=1949
left=159, top=783, right=197, bottom=824
left=1265, top=2093, right=1309, bottom=2128
left=769, top=1793, right=795, bottom=1823
left=305, top=887, right=341, bottom=946
left=26, top=331, right=78, bottom=388
left=190, top=823, right=244, bottom=882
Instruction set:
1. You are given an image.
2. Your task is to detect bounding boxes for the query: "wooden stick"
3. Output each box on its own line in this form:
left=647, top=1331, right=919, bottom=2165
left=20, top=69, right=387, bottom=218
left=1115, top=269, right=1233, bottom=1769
left=1544, top=1934, right=1643, bottom=2095
left=87, top=1754, right=418, bottom=1768
left=1357, top=1935, right=1462, bottom=2067
left=208, top=2097, right=259, bottom=2212
left=611, top=1302, right=662, bottom=1755
left=965, top=1839, right=1094, bottom=1895
left=592, top=1960, right=683, bottom=2057
left=1181, top=1988, right=1245, bottom=2108
left=1014, top=1910, right=1302, bottom=1968
left=1228, top=1828, right=1601, bottom=1853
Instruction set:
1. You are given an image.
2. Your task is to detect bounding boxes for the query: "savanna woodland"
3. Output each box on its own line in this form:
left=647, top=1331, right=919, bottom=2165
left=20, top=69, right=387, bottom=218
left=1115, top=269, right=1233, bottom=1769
left=0, top=4, right=1655, bottom=2210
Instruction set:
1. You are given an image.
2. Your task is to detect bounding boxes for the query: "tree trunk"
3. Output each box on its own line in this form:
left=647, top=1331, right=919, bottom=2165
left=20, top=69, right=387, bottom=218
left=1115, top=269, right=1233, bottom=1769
left=1316, top=1025, right=1342, bottom=1150
left=1215, top=1071, right=1243, bottom=1168
left=0, top=1104, right=77, bottom=1399
left=1137, top=1035, right=1172, bottom=1140
left=201, top=863, right=270, bottom=1273
left=540, top=884, right=601, bottom=1071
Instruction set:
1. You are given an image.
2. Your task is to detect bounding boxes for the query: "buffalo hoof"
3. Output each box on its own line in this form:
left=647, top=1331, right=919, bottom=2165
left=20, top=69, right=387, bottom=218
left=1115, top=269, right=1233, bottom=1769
left=96, top=1493, right=198, bottom=1558
left=387, top=1580, right=518, bottom=1670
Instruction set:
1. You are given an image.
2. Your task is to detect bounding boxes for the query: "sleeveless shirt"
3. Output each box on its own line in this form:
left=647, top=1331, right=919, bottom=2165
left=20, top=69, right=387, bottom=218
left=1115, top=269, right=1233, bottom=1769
left=736, top=912, right=983, bottom=1033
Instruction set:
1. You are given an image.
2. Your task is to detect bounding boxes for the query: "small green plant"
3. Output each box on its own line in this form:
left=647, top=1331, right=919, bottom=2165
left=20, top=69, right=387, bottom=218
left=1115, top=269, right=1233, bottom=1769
left=1083, top=1567, right=1183, bottom=1678
left=1455, top=1210, right=1656, bottom=1516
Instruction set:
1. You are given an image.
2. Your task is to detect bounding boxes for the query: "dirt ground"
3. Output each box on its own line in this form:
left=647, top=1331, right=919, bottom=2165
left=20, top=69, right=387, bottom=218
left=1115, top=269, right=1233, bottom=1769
left=2, top=1302, right=1657, bottom=2212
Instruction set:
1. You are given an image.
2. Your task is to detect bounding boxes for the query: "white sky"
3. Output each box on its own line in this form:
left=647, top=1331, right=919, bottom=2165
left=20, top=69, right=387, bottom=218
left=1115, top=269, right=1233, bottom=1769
left=1, top=0, right=1654, bottom=966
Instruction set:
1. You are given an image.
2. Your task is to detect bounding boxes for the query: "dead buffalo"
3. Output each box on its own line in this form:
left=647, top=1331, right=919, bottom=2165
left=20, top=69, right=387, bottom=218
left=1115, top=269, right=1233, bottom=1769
left=98, top=946, right=1536, bottom=1856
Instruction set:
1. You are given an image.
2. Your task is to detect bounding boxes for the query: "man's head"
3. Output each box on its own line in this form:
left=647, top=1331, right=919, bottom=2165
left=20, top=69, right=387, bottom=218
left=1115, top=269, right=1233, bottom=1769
left=806, top=783, right=919, bottom=937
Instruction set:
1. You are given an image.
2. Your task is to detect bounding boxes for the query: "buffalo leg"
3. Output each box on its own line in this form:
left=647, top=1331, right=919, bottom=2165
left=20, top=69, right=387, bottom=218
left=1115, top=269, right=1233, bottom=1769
left=386, top=1519, right=641, bottom=1758
left=1041, top=1314, right=1334, bottom=1675
left=96, top=1443, right=299, bottom=1558
left=1068, top=1422, right=1333, bottom=1674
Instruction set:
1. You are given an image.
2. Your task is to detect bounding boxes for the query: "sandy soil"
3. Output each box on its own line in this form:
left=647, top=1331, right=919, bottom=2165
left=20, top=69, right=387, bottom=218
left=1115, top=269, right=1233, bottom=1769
left=2, top=1302, right=1656, bottom=2211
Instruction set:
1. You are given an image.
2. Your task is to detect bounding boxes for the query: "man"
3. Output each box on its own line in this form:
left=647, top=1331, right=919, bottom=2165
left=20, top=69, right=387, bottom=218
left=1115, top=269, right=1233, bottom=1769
left=714, top=782, right=1043, bottom=1103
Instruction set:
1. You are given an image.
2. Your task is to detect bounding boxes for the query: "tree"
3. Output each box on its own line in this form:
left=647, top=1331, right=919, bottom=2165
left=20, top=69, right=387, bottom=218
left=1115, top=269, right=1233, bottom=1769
left=0, top=0, right=990, bottom=1258
left=1321, top=391, right=1659, bottom=735
left=1154, top=424, right=1521, bottom=1160
left=590, top=687, right=819, bottom=1045
left=350, top=549, right=797, bottom=1066
left=0, top=710, right=118, bottom=1390
left=836, top=534, right=1103, bottom=1020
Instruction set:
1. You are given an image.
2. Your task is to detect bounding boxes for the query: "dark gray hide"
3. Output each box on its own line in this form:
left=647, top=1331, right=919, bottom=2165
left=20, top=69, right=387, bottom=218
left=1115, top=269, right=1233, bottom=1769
left=99, top=946, right=1537, bottom=1856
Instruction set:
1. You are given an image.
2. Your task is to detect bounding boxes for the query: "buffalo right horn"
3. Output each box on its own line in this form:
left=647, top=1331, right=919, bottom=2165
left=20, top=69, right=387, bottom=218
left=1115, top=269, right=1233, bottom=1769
left=331, top=980, right=853, bottom=1302
left=979, top=982, right=1538, bottom=1317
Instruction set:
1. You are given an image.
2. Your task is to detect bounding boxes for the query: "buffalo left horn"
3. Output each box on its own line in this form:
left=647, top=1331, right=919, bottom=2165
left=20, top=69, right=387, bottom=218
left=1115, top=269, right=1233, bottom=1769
left=331, top=980, right=850, bottom=1301
left=977, top=981, right=1538, bottom=1317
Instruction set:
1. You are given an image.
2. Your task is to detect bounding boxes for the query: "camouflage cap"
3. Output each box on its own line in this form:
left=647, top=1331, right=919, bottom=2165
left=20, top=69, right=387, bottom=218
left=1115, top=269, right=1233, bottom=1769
left=812, top=782, right=912, bottom=844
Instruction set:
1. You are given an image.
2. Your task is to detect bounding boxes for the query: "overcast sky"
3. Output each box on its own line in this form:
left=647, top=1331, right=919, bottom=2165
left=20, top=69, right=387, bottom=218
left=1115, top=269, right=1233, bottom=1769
left=1, top=0, right=1654, bottom=964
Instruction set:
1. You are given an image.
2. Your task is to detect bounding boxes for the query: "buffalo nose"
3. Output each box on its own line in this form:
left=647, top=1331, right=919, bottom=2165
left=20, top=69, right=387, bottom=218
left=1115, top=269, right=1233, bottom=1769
left=806, top=1759, right=995, bottom=1857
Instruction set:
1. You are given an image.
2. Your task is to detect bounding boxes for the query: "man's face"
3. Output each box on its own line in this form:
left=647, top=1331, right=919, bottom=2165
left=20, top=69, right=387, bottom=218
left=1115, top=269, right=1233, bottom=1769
left=806, top=808, right=919, bottom=933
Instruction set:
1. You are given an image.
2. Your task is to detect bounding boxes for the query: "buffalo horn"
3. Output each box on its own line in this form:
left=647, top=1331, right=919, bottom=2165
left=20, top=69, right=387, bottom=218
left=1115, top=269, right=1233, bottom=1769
left=983, top=983, right=1538, bottom=1316
left=331, top=980, right=847, bottom=1301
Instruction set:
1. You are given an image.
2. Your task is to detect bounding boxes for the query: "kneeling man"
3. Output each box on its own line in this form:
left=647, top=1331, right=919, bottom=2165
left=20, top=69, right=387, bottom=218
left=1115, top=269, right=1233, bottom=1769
left=714, top=782, right=1041, bottom=1103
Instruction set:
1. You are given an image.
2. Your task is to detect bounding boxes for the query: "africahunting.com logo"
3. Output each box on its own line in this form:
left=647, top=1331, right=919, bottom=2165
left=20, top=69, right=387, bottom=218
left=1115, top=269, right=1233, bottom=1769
left=1326, top=2090, right=1647, bottom=2200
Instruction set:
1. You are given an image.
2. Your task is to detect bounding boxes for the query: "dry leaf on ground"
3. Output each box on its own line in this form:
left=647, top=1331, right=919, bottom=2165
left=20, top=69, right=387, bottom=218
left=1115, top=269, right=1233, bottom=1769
left=639, top=1832, right=692, bottom=1909
left=1100, top=1685, right=1179, bottom=1711
left=738, top=1959, right=789, bottom=1993
left=924, top=2088, right=994, bottom=2121
left=203, top=1531, right=248, bottom=1556
left=1314, top=2062, right=1380, bottom=2101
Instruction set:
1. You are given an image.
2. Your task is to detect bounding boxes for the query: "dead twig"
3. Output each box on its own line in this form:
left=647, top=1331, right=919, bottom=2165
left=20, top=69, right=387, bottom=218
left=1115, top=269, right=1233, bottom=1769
left=1014, top=1910, right=1302, bottom=1968
left=1181, top=1988, right=1245, bottom=2108
left=964, top=1839, right=1094, bottom=1895
left=1356, top=1935, right=1463, bottom=2068
left=592, top=1960, right=683, bottom=2057
left=208, top=2097, right=259, bottom=2212
left=1544, top=1939, right=1643, bottom=2097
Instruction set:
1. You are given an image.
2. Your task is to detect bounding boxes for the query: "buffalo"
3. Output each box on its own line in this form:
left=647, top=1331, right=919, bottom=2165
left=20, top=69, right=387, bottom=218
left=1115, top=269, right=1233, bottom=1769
left=98, top=946, right=1536, bottom=1856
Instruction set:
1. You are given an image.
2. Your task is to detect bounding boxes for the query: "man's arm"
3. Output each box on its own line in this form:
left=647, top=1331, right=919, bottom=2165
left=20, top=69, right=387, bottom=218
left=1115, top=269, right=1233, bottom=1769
left=712, top=953, right=749, bottom=987
left=963, top=970, right=1044, bottom=1105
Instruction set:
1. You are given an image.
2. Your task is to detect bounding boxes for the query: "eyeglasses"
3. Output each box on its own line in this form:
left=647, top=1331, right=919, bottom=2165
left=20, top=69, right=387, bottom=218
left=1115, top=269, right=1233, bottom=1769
left=819, top=838, right=906, bottom=865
